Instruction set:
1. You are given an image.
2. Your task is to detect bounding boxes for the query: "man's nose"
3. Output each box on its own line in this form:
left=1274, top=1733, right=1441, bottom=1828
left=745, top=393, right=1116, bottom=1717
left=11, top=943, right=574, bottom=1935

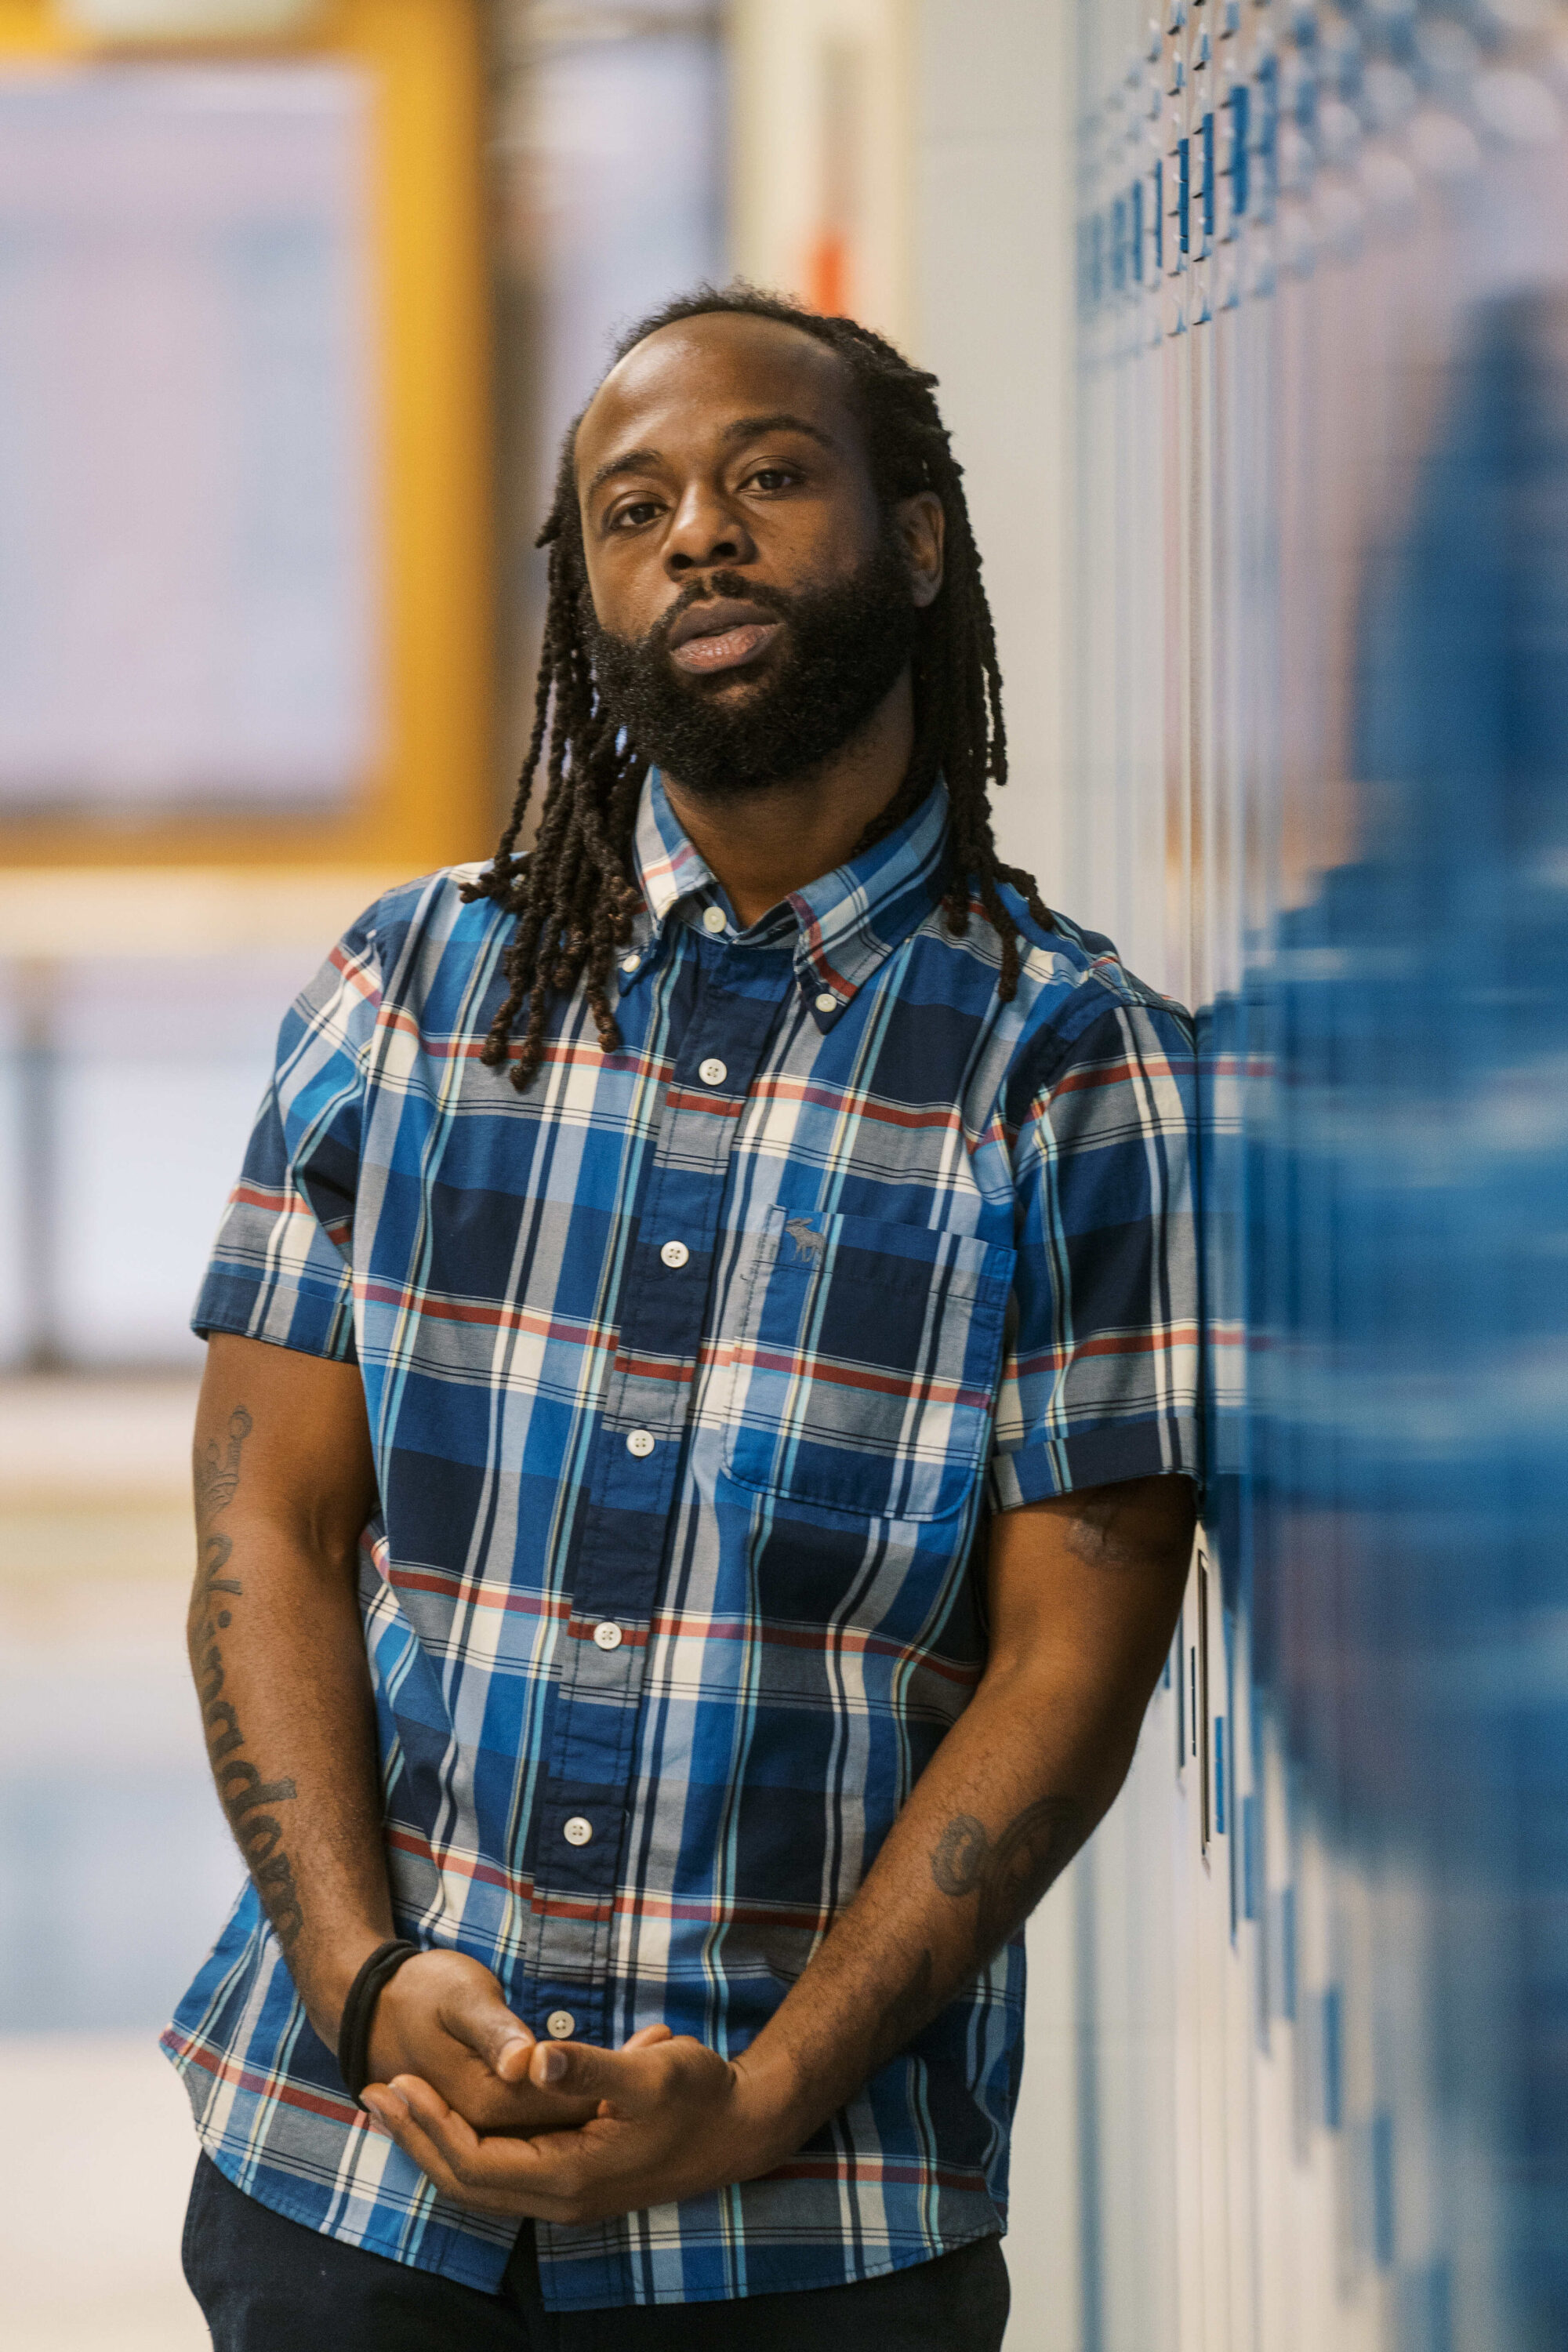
left=663, top=482, right=755, bottom=576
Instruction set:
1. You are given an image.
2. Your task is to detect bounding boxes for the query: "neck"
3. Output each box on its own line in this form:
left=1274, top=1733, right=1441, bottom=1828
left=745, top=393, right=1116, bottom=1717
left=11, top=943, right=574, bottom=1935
left=660, top=672, right=916, bottom=929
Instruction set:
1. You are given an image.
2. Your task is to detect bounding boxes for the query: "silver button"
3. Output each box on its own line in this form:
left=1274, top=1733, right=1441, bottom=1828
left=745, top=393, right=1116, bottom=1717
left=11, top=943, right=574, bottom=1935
left=564, top=1815, right=593, bottom=1846
left=592, top=1621, right=623, bottom=1652
left=659, top=1240, right=690, bottom=1269
left=620, top=953, right=639, bottom=975
left=626, top=1428, right=655, bottom=1458
left=815, top=992, right=837, bottom=1014
left=546, top=2009, right=575, bottom=2040
left=702, top=905, right=727, bottom=935
left=698, top=1057, right=728, bottom=1087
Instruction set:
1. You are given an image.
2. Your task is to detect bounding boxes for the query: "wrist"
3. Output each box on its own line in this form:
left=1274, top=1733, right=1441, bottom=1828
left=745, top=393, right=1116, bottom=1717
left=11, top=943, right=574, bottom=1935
left=296, top=1926, right=399, bottom=2047
left=337, top=1938, right=422, bottom=2102
left=728, top=2038, right=817, bottom=2175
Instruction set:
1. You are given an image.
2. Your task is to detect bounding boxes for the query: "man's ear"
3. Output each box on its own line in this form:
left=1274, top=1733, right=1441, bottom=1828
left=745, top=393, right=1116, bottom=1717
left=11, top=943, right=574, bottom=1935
left=895, top=491, right=946, bottom=609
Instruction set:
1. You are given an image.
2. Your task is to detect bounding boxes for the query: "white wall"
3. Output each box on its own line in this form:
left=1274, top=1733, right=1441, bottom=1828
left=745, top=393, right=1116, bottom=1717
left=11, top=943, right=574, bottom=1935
left=912, top=0, right=1074, bottom=909
left=728, top=0, right=913, bottom=342
left=911, top=11, right=1082, bottom=2346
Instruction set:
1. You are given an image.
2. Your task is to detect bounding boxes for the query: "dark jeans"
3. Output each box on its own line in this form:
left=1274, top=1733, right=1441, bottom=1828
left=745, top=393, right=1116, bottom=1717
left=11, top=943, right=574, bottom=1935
left=183, top=2154, right=1010, bottom=2350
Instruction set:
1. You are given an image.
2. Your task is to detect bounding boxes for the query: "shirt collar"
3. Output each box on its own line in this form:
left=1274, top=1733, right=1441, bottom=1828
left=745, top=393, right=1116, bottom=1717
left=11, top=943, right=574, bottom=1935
left=627, top=768, right=950, bottom=1020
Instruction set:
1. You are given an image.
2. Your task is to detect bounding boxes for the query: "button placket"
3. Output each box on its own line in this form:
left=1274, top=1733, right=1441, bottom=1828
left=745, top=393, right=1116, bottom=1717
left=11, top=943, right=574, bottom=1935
left=531, top=964, right=789, bottom=2034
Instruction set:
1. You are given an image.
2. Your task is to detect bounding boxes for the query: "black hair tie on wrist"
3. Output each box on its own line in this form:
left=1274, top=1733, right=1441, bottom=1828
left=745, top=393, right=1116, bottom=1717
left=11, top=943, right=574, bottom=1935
left=337, top=1939, right=420, bottom=2105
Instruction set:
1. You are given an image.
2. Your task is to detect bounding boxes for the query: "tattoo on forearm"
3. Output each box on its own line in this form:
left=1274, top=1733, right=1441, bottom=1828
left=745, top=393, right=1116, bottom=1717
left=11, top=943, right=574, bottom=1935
left=195, top=1404, right=251, bottom=1599
left=929, top=1795, right=1086, bottom=1961
left=189, top=1405, right=304, bottom=1949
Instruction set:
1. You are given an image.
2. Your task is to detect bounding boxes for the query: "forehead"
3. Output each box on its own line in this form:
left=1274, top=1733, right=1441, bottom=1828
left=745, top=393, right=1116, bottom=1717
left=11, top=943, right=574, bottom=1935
left=574, top=313, right=865, bottom=488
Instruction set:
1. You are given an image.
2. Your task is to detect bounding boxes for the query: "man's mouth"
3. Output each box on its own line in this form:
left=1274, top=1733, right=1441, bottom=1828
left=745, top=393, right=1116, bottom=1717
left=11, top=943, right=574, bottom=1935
left=666, top=598, right=783, bottom=677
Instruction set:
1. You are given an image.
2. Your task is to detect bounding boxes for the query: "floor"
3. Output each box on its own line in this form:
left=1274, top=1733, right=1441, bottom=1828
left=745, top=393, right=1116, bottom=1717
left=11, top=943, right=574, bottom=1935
left=1, top=2034, right=209, bottom=2351
left=1, top=1377, right=227, bottom=2350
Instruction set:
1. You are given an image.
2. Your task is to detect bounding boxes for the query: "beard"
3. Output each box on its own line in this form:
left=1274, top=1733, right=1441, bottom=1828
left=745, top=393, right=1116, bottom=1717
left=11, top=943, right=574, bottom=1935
left=583, top=535, right=920, bottom=801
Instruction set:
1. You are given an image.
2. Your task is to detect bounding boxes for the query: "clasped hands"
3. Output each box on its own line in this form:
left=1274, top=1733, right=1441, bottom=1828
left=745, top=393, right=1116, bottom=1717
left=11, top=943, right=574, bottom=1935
left=355, top=1951, right=793, bottom=2224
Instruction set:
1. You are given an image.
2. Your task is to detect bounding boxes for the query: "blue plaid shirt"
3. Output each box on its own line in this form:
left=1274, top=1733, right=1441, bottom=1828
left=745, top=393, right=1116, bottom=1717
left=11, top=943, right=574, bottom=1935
left=164, top=775, right=1200, bottom=2311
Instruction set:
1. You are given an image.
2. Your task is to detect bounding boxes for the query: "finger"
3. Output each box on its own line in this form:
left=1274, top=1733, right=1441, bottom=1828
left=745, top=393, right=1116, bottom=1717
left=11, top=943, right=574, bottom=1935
left=528, top=2039, right=657, bottom=2111
left=386, top=2075, right=591, bottom=2220
left=361, top=2087, right=476, bottom=2209
left=622, top=2023, right=674, bottom=2051
left=438, top=1976, right=536, bottom=2083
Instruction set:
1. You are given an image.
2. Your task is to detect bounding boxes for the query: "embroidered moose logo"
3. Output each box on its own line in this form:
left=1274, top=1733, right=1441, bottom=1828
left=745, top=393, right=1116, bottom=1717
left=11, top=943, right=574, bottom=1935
left=784, top=1217, right=828, bottom=1267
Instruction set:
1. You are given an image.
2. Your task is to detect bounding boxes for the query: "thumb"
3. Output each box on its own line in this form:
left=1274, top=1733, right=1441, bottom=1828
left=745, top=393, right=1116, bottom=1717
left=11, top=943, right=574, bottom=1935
left=528, top=2038, right=656, bottom=2111
left=439, top=1973, right=535, bottom=2082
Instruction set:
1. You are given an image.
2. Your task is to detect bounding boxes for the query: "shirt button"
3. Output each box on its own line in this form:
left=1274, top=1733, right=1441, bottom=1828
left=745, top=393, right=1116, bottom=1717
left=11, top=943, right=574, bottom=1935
left=698, top=1057, right=728, bottom=1087
left=546, top=2009, right=576, bottom=2040
left=620, top=953, right=639, bottom=975
left=626, top=1428, right=655, bottom=1458
left=815, top=992, right=837, bottom=1014
left=702, top=905, right=727, bottom=935
left=564, top=1815, right=593, bottom=1846
left=659, top=1239, right=690, bottom=1269
left=592, top=1621, right=623, bottom=1652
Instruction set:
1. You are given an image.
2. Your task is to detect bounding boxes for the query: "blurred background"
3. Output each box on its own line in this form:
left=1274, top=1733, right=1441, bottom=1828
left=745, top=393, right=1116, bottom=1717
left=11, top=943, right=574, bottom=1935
left=0, top=0, right=1563, bottom=2347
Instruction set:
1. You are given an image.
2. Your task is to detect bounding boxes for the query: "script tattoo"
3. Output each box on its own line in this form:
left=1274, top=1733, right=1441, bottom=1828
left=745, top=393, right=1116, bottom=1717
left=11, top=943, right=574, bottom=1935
left=929, top=1795, right=1087, bottom=1962
left=190, top=1405, right=304, bottom=1948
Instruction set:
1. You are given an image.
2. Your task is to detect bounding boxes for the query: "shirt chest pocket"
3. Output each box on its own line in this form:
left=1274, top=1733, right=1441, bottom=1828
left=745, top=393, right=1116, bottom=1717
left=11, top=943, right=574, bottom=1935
left=722, top=1206, right=1017, bottom=1524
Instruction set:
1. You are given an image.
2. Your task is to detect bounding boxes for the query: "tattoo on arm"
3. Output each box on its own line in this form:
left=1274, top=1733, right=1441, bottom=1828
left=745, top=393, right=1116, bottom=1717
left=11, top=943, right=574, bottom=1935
left=195, top=1405, right=252, bottom=1599
left=1063, top=1494, right=1146, bottom=1570
left=874, top=1800, right=1084, bottom=2065
left=189, top=1405, right=305, bottom=1950
left=929, top=1795, right=1086, bottom=1962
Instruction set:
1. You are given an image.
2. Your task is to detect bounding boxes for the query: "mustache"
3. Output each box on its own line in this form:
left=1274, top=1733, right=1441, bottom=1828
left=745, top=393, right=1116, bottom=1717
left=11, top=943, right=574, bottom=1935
left=641, top=571, right=798, bottom=656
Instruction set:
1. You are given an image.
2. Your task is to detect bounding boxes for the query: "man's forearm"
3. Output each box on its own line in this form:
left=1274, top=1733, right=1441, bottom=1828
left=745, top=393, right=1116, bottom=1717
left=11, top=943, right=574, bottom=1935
left=736, top=1487, right=1192, bottom=2158
left=731, top=1655, right=1129, bottom=2154
left=190, top=1396, right=391, bottom=2045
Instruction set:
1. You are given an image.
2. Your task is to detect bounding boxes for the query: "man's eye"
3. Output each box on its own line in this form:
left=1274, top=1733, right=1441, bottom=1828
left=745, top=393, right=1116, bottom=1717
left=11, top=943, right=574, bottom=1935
left=612, top=500, right=661, bottom=530
left=748, top=468, right=798, bottom=492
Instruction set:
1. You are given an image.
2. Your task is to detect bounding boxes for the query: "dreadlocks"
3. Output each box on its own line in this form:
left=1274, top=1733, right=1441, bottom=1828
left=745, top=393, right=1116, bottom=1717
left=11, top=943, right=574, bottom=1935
left=463, top=284, right=1052, bottom=1092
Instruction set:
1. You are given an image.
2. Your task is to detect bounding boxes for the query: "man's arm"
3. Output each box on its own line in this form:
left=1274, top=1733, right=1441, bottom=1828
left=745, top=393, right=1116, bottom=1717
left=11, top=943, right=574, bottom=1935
left=189, top=1332, right=599, bottom=2132
left=360, top=1473, right=1195, bottom=2216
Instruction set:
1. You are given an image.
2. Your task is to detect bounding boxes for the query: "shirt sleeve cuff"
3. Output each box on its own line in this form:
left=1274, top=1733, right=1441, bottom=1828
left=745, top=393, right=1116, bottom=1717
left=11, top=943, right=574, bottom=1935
left=192, top=1269, right=358, bottom=1364
left=987, top=1417, right=1202, bottom=1512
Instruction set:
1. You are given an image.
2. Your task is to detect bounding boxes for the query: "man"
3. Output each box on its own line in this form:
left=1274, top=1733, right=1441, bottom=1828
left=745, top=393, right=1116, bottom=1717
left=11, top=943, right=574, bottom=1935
left=168, top=286, right=1200, bottom=2350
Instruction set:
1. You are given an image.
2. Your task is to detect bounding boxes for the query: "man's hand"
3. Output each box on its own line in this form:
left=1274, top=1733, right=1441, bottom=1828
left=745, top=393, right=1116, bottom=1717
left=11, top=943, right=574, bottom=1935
left=365, top=1950, right=601, bottom=2137
left=361, top=2029, right=793, bottom=2223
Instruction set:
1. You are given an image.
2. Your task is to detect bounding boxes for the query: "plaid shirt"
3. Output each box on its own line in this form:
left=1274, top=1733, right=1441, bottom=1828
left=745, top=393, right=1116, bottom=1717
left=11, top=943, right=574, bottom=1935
left=163, top=775, right=1199, bottom=2311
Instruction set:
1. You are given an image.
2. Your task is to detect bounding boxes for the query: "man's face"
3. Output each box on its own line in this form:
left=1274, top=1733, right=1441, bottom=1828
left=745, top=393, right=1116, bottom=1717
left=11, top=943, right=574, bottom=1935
left=572, top=312, right=942, bottom=799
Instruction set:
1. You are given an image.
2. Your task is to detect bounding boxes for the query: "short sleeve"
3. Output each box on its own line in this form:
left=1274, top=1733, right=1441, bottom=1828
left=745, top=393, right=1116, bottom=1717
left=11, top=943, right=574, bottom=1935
left=988, top=997, right=1201, bottom=1508
left=192, top=913, right=383, bottom=1363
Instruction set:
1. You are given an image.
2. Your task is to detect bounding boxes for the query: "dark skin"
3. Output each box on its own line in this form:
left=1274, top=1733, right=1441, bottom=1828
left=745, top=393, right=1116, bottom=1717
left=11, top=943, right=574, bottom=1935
left=187, top=1336, right=607, bottom=2139
left=187, top=311, right=1196, bottom=2223
left=572, top=311, right=945, bottom=924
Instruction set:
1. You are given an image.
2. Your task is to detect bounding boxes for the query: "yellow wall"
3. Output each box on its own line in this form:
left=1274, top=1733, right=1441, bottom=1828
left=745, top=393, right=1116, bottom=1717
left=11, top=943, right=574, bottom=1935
left=0, top=0, right=494, bottom=884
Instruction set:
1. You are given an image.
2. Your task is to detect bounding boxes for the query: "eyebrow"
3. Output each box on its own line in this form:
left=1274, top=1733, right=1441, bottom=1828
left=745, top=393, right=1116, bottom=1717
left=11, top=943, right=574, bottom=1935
left=584, top=412, right=838, bottom=498
left=720, top=412, right=838, bottom=453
